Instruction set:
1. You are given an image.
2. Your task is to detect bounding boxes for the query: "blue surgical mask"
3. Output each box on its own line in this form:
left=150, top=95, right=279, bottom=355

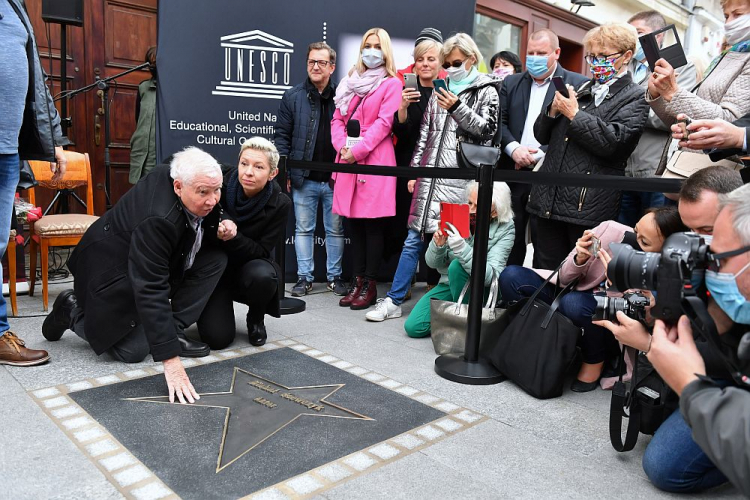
left=526, top=55, right=549, bottom=78
left=705, top=261, right=750, bottom=324
left=362, top=48, right=384, bottom=69
left=701, top=234, right=714, bottom=245
left=634, top=40, right=646, bottom=62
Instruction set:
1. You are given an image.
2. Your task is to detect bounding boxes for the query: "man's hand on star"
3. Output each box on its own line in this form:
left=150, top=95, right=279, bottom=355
left=163, top=356, right=200, bottom=404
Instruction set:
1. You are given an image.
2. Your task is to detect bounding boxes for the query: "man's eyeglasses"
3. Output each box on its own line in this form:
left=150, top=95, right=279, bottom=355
left=584, top=52, right=623, bottom=65
left=707, top=244, right=750, bottom=272
left=307, top=60, right=331, bottom=68
left=442, top=59, right=468, bottom=70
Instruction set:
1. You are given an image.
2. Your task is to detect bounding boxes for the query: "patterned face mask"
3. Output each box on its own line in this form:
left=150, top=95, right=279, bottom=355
left=589, top=58, right=617, bottom=84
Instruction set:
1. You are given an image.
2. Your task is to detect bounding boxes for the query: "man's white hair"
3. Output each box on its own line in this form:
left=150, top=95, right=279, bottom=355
left=466, top=181, right=514, bottom=224
left=719, top=184, right=750, bottom=246
left=169, top=147, right=222, bottom=185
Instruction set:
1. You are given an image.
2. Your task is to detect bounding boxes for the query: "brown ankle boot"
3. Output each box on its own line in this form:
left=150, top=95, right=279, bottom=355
left=339, top=276, right=364, bottom=307
left=0, top=332, right=50, bottom=366
left=351, top=279, right=377, bottom=310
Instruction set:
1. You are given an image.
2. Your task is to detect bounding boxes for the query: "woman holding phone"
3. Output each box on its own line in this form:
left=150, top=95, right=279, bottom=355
left=366, top=33, right=502, bottom=322
left=331, top=27, right=402, bottom=310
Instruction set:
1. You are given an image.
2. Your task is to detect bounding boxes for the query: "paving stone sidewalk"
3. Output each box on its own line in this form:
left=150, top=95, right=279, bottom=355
left=0, top=281, right=742, bottom=499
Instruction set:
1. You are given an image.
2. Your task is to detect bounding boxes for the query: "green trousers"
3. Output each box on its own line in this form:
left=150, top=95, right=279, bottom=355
left=405, top=260, right=488, bottom=338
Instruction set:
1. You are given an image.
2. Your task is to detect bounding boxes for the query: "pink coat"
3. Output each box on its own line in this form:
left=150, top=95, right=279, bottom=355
left=331, top=77, right=401, bottom=218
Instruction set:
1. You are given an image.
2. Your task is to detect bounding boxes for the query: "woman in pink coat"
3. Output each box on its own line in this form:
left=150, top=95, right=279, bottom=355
left=331, top=27, right=402, bottom=310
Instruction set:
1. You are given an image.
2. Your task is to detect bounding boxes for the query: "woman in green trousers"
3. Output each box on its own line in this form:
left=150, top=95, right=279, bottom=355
left=404, top=181, right=514, bottom=338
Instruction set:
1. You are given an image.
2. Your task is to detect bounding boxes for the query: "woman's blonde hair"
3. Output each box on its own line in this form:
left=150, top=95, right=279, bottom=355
left=414, top=39, right=443, bottom=63
left=442, top=33, right=483, bottom=67
left=238, top=136, right=279, bottom=173
left=583, top=23, right=637, bottom=55
left=466, top=181, right=514, bottom=224
left=356, top=27, right=397, bottom=77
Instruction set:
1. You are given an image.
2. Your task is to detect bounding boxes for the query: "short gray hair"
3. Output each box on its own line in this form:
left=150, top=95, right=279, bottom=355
left=169, top=147, right=222, bottom=185
left=466, top=181, right=513, bottom=224
left=239, top=136, right=280, bottom=173
left=443, top=33, right=483, bottom=67
left=719, top=184, right=750, bottom=246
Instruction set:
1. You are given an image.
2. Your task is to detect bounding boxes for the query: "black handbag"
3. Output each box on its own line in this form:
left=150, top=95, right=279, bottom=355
left=489, top=261, right=582, bottom=399
left=609, top=347, right=677, bottom=452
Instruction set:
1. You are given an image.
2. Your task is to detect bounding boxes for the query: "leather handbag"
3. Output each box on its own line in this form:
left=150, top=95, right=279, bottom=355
left=658, top=149, right=742, bottom=180
left=457, top=141, right=502, bottom=169
left=489, top=261, right=582, bottom=399
left=430, top=271, right=509, bottom=356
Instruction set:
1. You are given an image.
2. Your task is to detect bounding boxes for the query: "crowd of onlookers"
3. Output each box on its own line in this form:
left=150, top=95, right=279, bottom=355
left=4, top=0, right=750, bottom=495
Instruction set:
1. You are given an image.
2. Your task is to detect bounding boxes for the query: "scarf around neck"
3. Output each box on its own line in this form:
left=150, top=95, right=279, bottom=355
left=447, top=67, right=479, bottom=96
left=334, top=66, right=388, bottom=115
left=225, top=173, right=273, bottom=223
left=591, top=70, right=626, bottom=107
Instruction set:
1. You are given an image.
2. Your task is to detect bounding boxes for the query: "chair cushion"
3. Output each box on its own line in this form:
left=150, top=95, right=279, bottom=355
left=34, top=214, right=99, bottom=237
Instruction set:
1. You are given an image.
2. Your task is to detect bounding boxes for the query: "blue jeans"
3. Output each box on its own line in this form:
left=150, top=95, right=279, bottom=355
left=292, top=179, right=344, bottom=281
left=499, top=265, right=616, bottom=364
left=387, top=229, right=425, bottom=305
left=642, top=408, right=727, bottom=493
left=618, top=190, right=669, bottom=228
left=0, top=154, right=20, bottom=336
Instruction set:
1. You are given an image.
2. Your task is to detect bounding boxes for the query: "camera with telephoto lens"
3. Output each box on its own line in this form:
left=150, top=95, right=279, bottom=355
left=592, top=292, right=650, bottom=323
left=607, top=232, right=710, bottom=323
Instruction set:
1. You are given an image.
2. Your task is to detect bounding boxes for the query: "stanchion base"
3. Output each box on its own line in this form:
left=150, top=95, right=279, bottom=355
left=434, top=353, right=506, bottom=385
left=279, top=297, right=306, bottom=315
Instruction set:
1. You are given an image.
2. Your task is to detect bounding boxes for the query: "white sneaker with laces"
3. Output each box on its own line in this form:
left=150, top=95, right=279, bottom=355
left=365, top=297, right=402, bottom=322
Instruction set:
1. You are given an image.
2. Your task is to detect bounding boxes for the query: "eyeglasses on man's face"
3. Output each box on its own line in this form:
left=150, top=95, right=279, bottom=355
left=707, top=244, right=750, bottom=273
left=307, top=59, right=331, bottom=68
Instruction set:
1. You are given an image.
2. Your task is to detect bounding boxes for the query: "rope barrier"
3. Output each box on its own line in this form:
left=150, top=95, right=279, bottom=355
left=285, top=159, right=684, bottom=193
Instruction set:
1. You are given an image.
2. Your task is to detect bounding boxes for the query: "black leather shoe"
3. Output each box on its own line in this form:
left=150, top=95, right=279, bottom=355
left=570, top=379, right=600, bottom=393
left=42, top=289, right=76, bottom=341
left=176, top=333, right=210, bottom=357
left=248, top=320, right=267, bottom=347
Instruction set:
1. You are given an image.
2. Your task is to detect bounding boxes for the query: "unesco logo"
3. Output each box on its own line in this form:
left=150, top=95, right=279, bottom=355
left=213, top=30, right=294, bottom=100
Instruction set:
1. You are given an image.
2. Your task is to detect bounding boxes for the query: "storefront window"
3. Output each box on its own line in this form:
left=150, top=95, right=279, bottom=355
left=474, top=13, right=522, bottom=72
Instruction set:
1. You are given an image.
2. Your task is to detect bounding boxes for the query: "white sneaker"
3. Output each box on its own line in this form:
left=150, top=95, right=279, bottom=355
left=365, top=297, right=402, bottom=322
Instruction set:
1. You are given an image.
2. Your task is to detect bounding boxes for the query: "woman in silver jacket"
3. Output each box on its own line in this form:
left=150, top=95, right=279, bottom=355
left=366, top=33, right=501, bottom=322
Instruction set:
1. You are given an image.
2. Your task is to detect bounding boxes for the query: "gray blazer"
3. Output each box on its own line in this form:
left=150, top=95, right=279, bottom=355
left=626, top=59, right=697, bottom=178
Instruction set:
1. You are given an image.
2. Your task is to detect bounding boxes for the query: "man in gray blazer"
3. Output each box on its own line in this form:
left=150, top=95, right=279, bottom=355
left=619, top=10, right=697, bottom=227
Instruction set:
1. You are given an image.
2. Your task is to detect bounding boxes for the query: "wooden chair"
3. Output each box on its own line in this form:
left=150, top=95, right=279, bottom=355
left=28, top=151, right=98, bottom=311
left=6, top=229, right=18, bottom=317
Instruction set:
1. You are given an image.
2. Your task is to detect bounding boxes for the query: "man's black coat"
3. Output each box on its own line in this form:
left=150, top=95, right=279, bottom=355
left=68, top=165, right=222, bottom=361
left=499, top=64, right=589, bottom=169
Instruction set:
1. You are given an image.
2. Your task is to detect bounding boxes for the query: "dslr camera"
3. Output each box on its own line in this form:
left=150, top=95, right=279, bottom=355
left=607, top=232, right=709, bottom=323
left=593, top=292, right=650, bottom=323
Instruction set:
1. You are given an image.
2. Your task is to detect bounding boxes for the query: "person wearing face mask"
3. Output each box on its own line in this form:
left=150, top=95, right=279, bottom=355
left=331, top=27, right=402, bottom=310
left=528, top=23, right=649, bottom=271
left=618, top=12, right=697, bottom=228
left=501, top=206, right=687, bottom=392
left=402, top=181, right=514, bottom=338
left=365, top=33, right=502, bottom=323
left=640, top=184, right=750, bottom=495
left=129, top=46, right=158, bottom=184
left=647, top=0, right=750, bottom=129
left=489, top=50, right=522, bottom=80
left=499, top=30, right=589, bottom=268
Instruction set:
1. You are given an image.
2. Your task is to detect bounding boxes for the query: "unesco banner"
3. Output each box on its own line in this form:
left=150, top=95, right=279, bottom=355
left=156, top=0, right=475, bottom=281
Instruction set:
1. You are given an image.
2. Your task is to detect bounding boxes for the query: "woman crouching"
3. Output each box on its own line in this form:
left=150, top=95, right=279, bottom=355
left=200, top=137, right=291, bottom=348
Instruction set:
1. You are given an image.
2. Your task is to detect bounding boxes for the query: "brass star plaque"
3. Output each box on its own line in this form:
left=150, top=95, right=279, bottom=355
left=127, top=367, right=373, bottom=472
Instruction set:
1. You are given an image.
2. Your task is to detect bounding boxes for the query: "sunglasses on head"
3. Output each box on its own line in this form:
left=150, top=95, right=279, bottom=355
left=707, top=244, right=750, bottom=273
left=442, top=59, right=468, bottom=70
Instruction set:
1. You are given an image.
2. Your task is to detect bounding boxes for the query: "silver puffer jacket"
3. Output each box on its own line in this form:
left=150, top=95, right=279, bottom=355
left=408, top=73, right=500, bottom=234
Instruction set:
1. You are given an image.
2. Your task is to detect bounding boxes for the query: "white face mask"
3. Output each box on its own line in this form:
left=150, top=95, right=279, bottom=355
left=447, top=60, right=470, bottom=82
left=725, top=13, right=750, bottom=46
left=362, top=48, right=384, bottom=69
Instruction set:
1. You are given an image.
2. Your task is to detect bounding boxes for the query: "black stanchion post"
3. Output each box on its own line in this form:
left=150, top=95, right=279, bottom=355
left=434, top=160, right=505, bottom=385
left=276, top=156, right=305, bottom=315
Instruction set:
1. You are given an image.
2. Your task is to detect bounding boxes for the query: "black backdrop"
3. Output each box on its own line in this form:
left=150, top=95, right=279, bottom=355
left=156, top=0, right=476, bottom=282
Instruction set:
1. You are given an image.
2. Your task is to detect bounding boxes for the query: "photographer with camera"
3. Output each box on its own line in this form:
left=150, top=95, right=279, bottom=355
left=646, top=184, right=750, bottom=496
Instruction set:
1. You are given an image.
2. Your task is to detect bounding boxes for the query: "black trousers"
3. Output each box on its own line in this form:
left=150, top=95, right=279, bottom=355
left=348, top=217, right=387, bottom=281
left=507, top=182, right=532, bottom=267
left=531, top=216, right=590, bottom=270
left=198, top=259, right=278, bottom=350
left=71, top=248, right=228, bottom=363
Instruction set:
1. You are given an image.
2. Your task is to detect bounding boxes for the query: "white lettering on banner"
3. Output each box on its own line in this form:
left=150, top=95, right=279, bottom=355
left=213, top=30, right=293, bottom=100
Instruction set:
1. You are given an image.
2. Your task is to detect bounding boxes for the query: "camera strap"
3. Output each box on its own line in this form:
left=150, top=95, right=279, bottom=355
left=609, top=346, right=642, bottom=452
